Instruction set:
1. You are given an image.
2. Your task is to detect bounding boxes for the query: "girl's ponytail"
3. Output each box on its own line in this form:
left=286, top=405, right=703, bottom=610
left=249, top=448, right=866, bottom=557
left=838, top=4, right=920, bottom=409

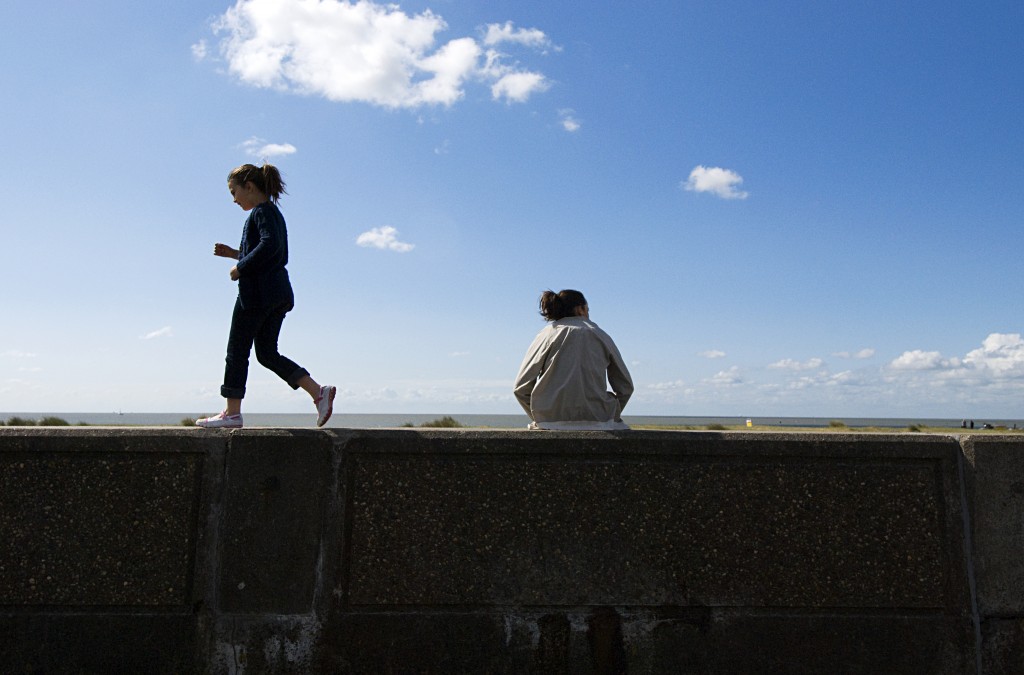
left=261, top=164, right=287, bottom=204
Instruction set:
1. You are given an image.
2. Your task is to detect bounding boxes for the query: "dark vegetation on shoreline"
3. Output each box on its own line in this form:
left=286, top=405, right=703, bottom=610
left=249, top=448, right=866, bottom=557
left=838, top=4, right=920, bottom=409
left=2, top=415, right=1020, bottom=434
left=3, top=416, right=81, bottom=427
left=403, top=415, right=466, bottom=428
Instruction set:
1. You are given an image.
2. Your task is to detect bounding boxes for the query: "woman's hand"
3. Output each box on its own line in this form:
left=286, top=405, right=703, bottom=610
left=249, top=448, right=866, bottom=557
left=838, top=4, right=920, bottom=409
left=214, top=243, right=240, bottom=259
left=229, top=266, right=240, bottom=281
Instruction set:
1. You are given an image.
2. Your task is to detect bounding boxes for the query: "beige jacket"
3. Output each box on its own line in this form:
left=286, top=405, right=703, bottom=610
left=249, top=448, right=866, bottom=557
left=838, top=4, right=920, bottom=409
left=514, top=316, right=634, bottom=430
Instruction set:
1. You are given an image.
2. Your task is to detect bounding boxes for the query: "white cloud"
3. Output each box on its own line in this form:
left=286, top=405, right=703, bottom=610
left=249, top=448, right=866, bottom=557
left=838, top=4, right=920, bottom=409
left=768, top=357, right=824, bottom=371
left=889, top=350, right=960, bottom=371
left=356, top=225, right=415, bottom=252
left=141, top=326, right=173, bottom=340
left=699, top=350, right=726, bottom=359
left=209, top=0, right=553, bottom=108
left=242, top=136, right=297, bottom=159
left=683, top=165, right=749, bottom=200
left=558, top=109, right=580, bottom=132
left=962, top=333, right=1024, bottom=376
left=490, top=71, right=549, bottom=103
left=482, top=22, right=552, bottom=49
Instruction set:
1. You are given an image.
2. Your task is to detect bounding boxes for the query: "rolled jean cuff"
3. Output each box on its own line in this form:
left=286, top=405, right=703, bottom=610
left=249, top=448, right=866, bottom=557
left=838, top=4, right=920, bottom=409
left=286, top=367, right=310, bottom=390
left=221, top=385, right=246, bottom=399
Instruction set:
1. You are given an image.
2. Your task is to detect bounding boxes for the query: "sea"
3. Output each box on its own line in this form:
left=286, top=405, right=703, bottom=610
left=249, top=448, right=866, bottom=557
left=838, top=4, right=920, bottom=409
left=2, top=412, right=1019, bottom=430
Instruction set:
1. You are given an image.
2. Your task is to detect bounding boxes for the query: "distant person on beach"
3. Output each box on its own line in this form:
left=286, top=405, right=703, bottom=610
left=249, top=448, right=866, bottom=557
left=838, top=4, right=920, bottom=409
left=196, top=163, right=335, bottom=429
left=514, top=289, right=634, bottom=430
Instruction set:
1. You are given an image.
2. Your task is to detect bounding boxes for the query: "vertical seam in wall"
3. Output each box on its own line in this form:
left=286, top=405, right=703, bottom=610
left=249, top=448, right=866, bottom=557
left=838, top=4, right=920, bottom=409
left=338, top=433, right=359, bottom=608
left=310, top=433, right=338, bottom=616
left=194, top=433, right=231, bottom=672
left=212, top=434, right=232, bottom=612
left=956, top=438, right=983, bottom=674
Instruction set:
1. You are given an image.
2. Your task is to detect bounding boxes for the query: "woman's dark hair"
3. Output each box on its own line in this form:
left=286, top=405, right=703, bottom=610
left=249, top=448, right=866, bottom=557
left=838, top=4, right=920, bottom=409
left=539, top=289, right=588, bottom=321
left=228, top=163, right=287, bottom=203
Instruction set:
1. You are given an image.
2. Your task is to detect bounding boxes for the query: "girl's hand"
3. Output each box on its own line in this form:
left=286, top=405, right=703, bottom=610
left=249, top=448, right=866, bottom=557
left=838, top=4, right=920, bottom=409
left=214, top=243, right=240, bottom=259
left=229, top=266, right=240, bottom=281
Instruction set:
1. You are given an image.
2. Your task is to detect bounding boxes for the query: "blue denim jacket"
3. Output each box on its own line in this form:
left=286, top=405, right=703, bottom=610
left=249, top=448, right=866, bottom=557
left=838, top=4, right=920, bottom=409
left=235, top=201, right=294, bottom=309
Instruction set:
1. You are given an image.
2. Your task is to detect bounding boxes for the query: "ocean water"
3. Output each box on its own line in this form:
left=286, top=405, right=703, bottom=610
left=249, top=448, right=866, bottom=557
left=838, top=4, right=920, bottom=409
left=2, top=412, right=1020, bottom=430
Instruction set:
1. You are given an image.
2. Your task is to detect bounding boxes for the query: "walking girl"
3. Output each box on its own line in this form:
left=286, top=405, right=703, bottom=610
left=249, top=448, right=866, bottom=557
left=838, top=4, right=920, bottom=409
left=197, top=163, right=335, bottom=428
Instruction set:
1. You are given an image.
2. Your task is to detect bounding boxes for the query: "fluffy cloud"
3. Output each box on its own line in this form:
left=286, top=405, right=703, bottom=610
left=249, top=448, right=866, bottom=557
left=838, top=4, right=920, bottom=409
left=559, top=109, right=580, bottom=132
left=483, top=22, right=552, bottom=49
left=490, top=71, right=549, bottom=103
left=630, top=333, right=1024, bottom=416
left=889, top=334, right=1024, bottom=377
left=356, top=225, right=415, bottom=252
left=768, top=357, right=824, bottom=371
left=889, top=350, right=960, bottom=371
left=683, top=165, right=749, bottom=200
left=706, top=367, right=742, bottom=386
left=242, top=136, right=297, bottom=158
left=962, top=333, right=1024, bottom=376
left=206, top=0, right=553, bottom=108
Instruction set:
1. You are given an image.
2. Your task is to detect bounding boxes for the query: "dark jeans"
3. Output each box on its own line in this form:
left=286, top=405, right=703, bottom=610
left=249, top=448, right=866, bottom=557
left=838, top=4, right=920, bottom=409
left=221, top=297, right=308, bottom=399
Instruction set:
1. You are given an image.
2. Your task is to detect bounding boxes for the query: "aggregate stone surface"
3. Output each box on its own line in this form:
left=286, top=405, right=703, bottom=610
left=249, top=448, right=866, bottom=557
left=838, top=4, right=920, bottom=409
left=342, top=433, right=954, bottom=608
left=0, top=432, right=204, bottom=606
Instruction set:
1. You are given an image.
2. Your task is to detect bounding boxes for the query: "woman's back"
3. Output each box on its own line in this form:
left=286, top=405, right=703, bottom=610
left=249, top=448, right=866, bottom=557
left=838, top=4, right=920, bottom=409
left=514, top=291, right=633, bottom=430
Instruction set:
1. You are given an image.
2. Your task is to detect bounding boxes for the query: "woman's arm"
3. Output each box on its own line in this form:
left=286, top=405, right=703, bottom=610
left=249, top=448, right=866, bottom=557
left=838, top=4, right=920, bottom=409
left=514, top=331, right=550, bottom=416
left=604, top=336, right=634, bottom=415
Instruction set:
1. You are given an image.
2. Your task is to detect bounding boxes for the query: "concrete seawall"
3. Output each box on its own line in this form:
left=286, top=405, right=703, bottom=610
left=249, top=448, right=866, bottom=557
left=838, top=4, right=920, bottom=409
left=1, top=428, right=1021, bottom=673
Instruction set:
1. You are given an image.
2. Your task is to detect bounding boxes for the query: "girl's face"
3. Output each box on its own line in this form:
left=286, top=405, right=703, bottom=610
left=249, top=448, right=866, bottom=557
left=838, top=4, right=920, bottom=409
left=228, top=180, right=262, bottom=211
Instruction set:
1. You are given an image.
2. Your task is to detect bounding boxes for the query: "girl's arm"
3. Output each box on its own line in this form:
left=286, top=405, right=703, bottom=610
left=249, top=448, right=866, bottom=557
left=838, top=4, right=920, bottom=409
left=214, top=243, right=240, bottom=259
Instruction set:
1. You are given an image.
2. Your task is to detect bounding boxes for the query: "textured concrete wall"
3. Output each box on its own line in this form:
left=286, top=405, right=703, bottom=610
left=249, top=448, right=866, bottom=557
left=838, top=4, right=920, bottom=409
left=960, top=436, right=1024, bottom=674
left=1, top=428, right=1022, bottom=673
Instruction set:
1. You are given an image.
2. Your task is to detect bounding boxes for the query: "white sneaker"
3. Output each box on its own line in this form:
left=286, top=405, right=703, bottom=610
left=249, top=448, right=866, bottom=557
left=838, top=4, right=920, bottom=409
left=316, top=385, right=336, bottom=427
left=196, top=411, right=243, bottom=429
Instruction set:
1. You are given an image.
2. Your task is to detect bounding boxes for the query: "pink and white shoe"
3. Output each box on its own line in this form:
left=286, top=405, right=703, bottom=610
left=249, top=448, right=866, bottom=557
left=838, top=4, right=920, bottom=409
left=315, top=385, right=336, bottom=427
left=196, top=411, right=243, bottom=429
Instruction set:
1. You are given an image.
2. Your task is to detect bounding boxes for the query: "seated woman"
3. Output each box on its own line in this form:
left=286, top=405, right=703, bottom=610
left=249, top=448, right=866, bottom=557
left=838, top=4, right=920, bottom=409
left=514, top=289, right=634, bottom=430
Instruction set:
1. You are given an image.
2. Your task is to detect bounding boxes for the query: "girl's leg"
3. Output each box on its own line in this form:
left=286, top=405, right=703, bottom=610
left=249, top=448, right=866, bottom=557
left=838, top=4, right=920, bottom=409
left=253, top=301, right=336, bottom=426
left=222, top=297, right=262, bottom=405
left=252, top=302, right=308, bottom=386
left=295, top=375, right=321, bottom=399
left=198, top=299, right=257, bottom=427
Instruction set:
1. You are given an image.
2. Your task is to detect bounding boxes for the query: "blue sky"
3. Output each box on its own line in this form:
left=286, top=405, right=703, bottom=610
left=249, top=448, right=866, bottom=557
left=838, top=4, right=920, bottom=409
left=2, top=0, right=1022, bottom=418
